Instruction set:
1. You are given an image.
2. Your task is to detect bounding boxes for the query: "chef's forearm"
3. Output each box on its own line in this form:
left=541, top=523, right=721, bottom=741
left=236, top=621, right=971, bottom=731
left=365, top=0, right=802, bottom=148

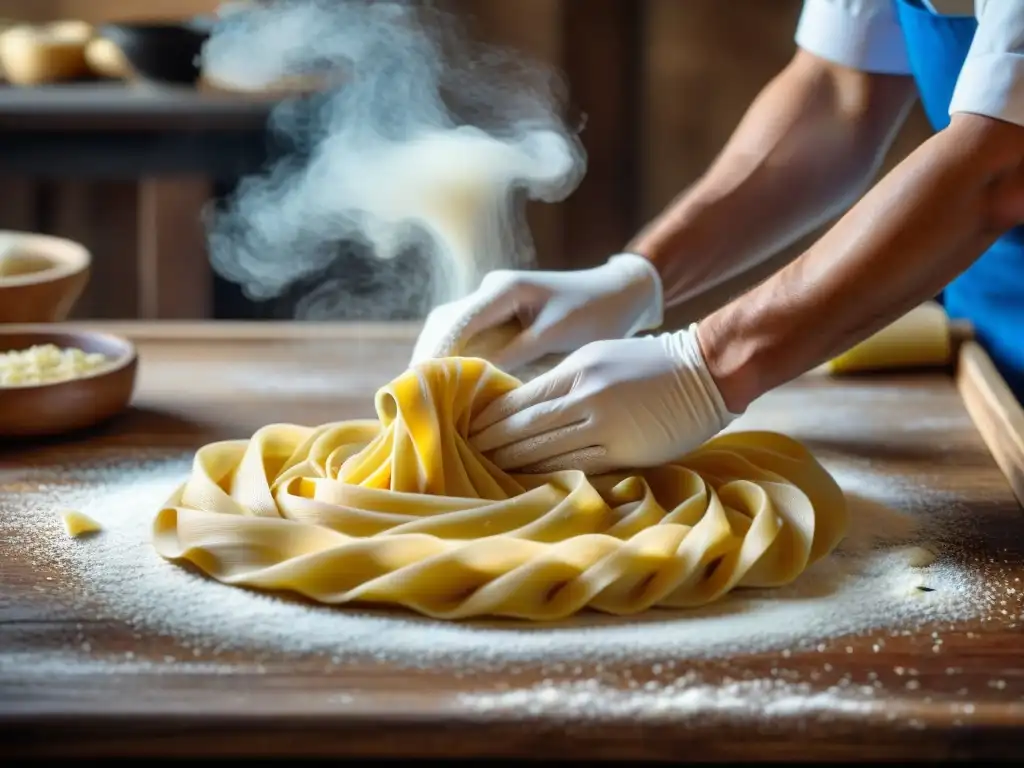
left=628, top=50, right=916, bottom=308
left=698, top=113, right=1024, bottom=413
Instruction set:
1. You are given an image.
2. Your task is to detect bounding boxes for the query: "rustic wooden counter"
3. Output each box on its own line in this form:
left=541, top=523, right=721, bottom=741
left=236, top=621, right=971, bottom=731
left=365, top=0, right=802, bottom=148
left=1, top=322, right=1023, bottom=760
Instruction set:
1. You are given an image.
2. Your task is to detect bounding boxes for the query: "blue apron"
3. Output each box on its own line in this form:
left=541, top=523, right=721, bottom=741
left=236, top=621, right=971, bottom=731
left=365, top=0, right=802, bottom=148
left=895, top=0, right=1024, bottom=399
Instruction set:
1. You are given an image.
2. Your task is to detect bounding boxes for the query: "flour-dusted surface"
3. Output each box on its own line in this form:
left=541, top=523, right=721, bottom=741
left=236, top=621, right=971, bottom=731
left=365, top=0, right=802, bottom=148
left=2, top=380, right=1014, bottom=689
left=3, top=330, right=1023, bottom=755
left=1, top=449, right=987, bottom=672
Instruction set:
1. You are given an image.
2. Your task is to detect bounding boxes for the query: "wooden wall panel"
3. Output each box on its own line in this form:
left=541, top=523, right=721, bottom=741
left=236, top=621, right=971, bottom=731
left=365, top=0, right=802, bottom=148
left=453, top=0, right=565, bottom=272
left=0, top=179, right=39, bottom=231
left=453, top=0, right=640, bottom=271
left=42, top=180, right=98, bottom=317
left=640, top=0, right=804, bottom=222
left=137, top=177, right=212, bottom=319
left=559, top=0, right=641, bottom=269
left=80, top=182, right=140, bottom=319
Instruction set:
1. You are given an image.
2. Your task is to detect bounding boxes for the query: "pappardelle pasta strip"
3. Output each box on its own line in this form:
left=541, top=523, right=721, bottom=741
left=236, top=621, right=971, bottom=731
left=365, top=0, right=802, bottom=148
left=152, top=357, right=847, bottom=621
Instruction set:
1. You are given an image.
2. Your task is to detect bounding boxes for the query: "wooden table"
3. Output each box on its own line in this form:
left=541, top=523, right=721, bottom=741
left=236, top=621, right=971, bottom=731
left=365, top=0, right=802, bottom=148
left=2, top=322, right=1023, bottom=760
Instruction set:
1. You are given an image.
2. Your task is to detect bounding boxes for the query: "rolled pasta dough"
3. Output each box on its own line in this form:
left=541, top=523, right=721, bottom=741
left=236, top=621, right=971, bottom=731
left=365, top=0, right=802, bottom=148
left=825, top=301, right=951, bottom=374
left=152, top=358, right=848, bottom=621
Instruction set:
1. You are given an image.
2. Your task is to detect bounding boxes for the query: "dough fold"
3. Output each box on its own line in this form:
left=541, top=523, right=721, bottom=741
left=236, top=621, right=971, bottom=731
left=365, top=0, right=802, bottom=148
left=152, top=357, right=847, bottom=620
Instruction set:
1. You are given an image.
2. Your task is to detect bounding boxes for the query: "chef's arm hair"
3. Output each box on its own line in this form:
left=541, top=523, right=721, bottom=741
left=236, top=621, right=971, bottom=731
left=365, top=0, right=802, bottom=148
left=698, top=112, right=1024, bottom=413
left=628, top=48, right=917, bottom=309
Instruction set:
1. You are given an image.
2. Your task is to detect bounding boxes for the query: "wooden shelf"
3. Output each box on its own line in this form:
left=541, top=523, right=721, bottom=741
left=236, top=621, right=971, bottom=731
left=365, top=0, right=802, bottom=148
left=0, top=81, right=280, bottom=131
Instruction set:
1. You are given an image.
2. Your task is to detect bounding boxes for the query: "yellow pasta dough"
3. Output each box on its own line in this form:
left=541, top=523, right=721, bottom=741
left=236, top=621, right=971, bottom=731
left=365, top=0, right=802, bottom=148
left=59, top=508, right=103, bottom=538
left=152, top=357, right=848, bottom=621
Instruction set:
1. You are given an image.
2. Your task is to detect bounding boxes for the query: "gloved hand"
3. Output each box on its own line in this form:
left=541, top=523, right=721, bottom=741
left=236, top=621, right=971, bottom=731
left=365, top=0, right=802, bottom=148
left=410, top=253, right=664, bottom=372
left=467, top=324, right=738, bottom=475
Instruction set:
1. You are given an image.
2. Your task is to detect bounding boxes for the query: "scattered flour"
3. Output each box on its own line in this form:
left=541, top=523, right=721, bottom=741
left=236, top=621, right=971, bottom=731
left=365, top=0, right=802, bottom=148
left=0, top=654, right=246, bottom=679
left=0, top=445, right=998, bottom=681
left=458, top=676, right=881, bottom=721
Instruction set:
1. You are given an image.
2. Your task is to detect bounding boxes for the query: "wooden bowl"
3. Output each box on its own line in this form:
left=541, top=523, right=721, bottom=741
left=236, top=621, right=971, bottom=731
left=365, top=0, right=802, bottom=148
left=0, top=21, right=93, bottom=86
left=0, top=231, right=91, bottom=323
left=0, top=328, right=138, bottom=439
left=84, top=36, right=131, bottom=80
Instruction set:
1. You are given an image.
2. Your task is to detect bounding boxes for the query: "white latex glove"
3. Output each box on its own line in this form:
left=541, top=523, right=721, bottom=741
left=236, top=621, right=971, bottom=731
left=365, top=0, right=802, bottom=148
left=410, top=253, right=664, bottom=372
left=468, top=324, right=738, bottom=475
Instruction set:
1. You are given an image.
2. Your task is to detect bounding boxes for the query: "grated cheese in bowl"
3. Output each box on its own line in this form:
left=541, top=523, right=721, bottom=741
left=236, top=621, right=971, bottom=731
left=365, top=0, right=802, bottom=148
left=0, top=343, right=115, bottom=387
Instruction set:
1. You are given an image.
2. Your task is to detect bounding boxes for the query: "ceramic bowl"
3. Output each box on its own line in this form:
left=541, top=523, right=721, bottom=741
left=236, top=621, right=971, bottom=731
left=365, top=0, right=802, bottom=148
left=0, top=231, right=91, bottom=323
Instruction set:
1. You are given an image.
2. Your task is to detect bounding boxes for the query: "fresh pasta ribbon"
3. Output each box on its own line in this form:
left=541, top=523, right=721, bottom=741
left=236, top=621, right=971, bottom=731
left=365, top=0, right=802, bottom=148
left=152, top=357, right=847, bottom=621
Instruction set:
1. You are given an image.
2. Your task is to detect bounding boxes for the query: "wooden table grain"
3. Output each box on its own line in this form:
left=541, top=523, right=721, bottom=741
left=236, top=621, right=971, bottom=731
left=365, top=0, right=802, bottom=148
left=1, top=321, right=1023, bottom=760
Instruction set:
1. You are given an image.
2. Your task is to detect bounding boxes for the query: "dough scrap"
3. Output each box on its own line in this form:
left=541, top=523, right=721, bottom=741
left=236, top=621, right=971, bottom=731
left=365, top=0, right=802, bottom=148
left=59, top=508, right=103, bottom=538
left=152, top=358, right=848, bottom=621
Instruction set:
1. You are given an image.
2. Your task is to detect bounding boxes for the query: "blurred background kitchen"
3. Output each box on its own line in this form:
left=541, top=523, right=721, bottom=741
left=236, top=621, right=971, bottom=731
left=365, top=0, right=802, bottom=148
left=0, top=0, right=932, bottom=330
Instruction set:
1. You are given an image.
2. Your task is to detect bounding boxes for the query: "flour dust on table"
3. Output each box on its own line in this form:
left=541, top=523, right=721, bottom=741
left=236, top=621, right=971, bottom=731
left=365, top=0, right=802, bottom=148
left=458, top=676, right=883, bottom=722
left=0, top=442, right=1001, bottom=680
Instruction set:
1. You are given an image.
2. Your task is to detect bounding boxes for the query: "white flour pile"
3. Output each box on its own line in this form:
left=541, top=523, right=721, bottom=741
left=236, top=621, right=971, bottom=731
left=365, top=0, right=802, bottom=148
left=0, top=441, right=998, bottom=680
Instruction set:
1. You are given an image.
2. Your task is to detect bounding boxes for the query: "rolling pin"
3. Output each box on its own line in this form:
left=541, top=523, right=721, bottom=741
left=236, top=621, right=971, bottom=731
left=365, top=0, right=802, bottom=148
left=823, top=301, right=974, bottom=375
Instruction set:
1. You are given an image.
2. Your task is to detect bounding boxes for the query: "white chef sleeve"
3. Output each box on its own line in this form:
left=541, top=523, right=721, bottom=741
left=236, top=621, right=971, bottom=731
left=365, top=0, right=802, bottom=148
left=794, top=0, right=912, bottom=75
left=949, top=0, right=1024, bottom=127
